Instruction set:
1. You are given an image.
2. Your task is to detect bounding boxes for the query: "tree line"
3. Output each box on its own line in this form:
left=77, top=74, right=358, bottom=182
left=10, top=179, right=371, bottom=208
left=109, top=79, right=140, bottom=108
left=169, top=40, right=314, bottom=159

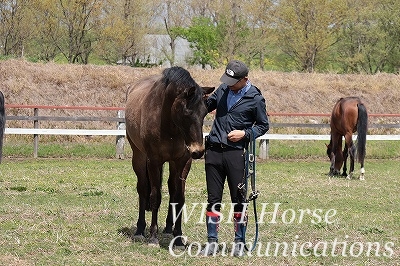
left=1, top=0, right=399, bottom=73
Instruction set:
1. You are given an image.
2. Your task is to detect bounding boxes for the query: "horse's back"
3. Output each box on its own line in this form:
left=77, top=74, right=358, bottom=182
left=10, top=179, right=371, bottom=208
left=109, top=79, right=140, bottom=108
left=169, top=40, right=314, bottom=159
left=331, top=97, right=361, bottom=134
left=125, top=75, right=161, bottom=153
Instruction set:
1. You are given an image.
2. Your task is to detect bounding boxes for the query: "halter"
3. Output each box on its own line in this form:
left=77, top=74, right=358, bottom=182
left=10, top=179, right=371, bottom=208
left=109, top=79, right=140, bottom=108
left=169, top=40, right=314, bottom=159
left=237, top=128, right=259, bottom=252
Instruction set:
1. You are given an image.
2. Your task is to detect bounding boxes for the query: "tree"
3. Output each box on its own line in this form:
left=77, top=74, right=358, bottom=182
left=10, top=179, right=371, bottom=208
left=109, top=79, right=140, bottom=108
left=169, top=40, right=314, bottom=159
left=337, top=0, right=400, bottom=73
left=29, top=0, right=62, bottom=61
left=243, top=0, right=277, bottom=70
left=275, top=0, right=348, bottom=72
left=173, top=17, right=219, bottom=68
left=0, top=0, right=32, bottom=57
left=95, top=0, right=156, bottom=65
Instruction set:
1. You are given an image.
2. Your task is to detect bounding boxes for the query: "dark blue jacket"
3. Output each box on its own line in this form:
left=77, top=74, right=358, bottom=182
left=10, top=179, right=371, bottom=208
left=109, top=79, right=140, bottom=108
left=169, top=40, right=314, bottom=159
left=206, top=83, right=269, bottom=149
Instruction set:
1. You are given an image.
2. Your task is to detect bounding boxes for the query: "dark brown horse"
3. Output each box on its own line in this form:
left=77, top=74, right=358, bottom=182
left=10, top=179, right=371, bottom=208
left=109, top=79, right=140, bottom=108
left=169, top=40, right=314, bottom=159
left=125, top=67, right=214, bottom=247
left=327, top=97, right=368, bottom=180
left=0, top=91, right=5, bottom=163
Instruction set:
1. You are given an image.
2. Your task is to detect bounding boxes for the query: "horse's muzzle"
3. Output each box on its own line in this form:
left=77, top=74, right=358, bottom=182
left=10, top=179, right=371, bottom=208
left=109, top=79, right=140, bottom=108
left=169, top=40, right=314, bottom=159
left=187, top=143, right=205, bottom=159
left=191, top=150, right=205, bottom=159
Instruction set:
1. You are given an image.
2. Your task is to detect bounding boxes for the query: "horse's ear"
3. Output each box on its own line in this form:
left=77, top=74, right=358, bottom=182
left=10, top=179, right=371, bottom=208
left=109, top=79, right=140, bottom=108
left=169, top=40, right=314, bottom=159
left=202, top=87, right=215, bottom=99
left=203, top=87, right=215, bottom=95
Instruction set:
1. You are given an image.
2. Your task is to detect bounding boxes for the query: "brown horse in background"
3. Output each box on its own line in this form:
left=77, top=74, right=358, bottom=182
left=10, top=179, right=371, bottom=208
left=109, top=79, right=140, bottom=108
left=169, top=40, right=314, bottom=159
left=125, top=67, right=214, bottom=247
left=327, top=97, right=368, bottom=180
left=0, top=91, right=5, bottom=163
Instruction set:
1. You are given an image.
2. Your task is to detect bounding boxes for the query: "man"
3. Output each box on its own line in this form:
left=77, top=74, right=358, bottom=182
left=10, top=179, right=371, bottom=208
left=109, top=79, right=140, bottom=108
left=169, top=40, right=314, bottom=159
left=201, top=60, right=269, bottom=256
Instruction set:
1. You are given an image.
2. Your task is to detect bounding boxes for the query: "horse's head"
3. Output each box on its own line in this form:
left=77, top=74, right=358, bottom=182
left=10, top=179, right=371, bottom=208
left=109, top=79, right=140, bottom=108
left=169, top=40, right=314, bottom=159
left=172, top=85, right=214, bottom=159
left=165, top=67, right=214, bottom=159
left=325, top=143, right=332, bottom=159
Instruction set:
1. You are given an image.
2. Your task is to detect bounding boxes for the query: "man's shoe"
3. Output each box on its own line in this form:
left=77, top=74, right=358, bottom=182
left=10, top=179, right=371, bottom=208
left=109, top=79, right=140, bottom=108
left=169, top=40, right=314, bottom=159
left=199, top=241, right=219, bottom=256
left=232, top=241, right=246, bottom=257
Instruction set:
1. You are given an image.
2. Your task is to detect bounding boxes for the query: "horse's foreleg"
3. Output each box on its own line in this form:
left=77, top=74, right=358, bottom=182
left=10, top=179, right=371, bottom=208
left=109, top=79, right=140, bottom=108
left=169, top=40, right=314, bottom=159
left=164, top=171, right=176, bottom=235
left=167, top=156, right=192, bottom=247
left=329, top=151, right=337, bottom=176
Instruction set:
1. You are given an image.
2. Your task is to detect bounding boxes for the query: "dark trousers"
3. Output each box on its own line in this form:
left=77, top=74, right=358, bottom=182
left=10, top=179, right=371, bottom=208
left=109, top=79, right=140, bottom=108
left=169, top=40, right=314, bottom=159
left=205, top=146, right=246, bottom=213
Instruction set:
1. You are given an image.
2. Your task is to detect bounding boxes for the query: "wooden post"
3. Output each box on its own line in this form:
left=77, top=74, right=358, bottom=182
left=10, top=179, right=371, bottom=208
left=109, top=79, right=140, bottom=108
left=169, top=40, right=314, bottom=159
left=33, top=108, right=39, bottom=158
left=116, top=110, right=125, bottom=159
left=258, top=139, right=269, bottom=160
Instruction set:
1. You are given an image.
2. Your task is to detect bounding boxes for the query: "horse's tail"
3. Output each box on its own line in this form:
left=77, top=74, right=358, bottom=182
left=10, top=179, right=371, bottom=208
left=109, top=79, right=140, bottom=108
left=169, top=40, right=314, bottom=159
left=356, top=103, right=368, bottom=163
left=0, top=91, right=5, bottom=163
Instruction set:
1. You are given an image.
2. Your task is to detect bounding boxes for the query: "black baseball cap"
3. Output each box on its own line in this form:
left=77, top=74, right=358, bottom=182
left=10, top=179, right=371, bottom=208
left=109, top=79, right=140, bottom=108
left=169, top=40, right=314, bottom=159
left=220, top=60, right=249, bottom=86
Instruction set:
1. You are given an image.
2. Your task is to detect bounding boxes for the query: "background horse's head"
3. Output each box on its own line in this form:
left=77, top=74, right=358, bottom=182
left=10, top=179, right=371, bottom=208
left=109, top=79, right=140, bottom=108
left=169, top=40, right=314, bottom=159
left=163, top=67, right=214, bottom=159
left=326, top=142, right=344, bottom=175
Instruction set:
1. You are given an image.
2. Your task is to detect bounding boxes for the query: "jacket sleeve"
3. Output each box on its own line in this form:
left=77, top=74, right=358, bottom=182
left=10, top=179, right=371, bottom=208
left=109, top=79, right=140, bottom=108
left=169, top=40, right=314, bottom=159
left=205, top=87, right=219, bottom=113
left=244, top=95, right=269, bottom=140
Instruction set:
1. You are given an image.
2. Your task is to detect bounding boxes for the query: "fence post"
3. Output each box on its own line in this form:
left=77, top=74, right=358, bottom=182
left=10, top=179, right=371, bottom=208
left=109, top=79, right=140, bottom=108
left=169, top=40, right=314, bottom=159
left=33, top=108, right=39, bottom=158
left=258, top=139, right=269, bottom=160
left=116, top=110, right=125, bottom=159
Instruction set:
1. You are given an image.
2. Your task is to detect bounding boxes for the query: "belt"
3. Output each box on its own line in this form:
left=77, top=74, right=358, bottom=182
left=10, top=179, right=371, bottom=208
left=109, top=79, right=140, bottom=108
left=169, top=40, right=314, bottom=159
left=208, top=142, right=241, bottom=151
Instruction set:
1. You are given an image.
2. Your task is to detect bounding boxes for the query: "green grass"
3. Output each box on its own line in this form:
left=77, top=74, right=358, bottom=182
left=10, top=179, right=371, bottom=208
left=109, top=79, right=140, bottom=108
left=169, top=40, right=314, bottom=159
left=0, top=158, right=399, bottom=265
left=2, top=138, right=400, bottom=159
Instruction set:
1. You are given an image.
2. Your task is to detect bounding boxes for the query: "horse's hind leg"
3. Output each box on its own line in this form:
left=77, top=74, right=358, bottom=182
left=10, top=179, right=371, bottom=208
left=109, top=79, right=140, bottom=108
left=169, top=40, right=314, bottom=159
left=341, top=144, right=349, bottom=177
left=346, top=136, right=356, bottom=179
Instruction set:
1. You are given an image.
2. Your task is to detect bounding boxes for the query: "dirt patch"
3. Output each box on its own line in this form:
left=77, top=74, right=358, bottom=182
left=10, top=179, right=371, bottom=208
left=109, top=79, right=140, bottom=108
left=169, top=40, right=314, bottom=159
left=1, top=59, right=399, bottom=119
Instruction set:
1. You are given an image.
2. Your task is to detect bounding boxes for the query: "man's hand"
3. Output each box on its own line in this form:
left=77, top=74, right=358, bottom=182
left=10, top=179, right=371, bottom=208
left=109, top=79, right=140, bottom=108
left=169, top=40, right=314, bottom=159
left=227, top=130, right=245, bottom=142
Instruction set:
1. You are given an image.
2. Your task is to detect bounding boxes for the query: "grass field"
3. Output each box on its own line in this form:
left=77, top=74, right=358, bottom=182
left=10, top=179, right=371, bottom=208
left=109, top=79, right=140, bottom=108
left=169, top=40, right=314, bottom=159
left=0, top=152, right=399, bottom=265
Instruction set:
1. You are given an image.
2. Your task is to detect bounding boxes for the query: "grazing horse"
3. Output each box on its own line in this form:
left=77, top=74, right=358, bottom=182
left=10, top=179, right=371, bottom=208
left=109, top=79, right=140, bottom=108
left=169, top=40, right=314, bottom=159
left=0, top=91, right=5, bottom=163
left=125, top=67, right=214, bottom=247
left=327, top=97, right=368, bottom=180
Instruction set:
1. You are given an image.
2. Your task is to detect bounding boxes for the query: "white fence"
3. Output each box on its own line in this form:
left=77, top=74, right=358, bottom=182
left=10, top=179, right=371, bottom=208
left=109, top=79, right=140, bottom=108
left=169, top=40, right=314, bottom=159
left=5, top=128, right=400, bottom=160
left=4, top=104, right=400, bottom=159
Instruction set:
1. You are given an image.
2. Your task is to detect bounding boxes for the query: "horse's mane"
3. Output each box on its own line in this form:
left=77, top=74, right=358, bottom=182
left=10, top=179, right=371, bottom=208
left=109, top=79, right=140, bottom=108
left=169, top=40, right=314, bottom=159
left=161, top=67, right=202, bottom=104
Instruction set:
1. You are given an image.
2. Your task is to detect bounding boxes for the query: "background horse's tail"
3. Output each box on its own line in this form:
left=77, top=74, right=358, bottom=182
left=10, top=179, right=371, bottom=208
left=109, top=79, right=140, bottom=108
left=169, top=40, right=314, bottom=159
left=0, top=91, right=5, bottom=163
left=356, top=103, right=368, bottom=163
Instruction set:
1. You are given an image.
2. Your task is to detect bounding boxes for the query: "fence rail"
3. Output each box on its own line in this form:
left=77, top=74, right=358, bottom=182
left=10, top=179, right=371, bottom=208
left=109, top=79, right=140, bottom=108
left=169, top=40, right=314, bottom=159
left=4, top=104, right=400, bottom=159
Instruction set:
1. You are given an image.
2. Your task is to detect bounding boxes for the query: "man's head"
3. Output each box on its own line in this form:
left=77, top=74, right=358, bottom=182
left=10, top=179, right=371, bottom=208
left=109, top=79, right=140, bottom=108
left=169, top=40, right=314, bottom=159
left=220, top=60, right=249, bottom=86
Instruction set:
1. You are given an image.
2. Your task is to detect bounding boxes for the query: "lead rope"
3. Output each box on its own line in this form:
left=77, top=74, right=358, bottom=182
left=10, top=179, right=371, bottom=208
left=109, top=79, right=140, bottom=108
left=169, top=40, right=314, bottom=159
left=238, top=128, right=260, bottom=252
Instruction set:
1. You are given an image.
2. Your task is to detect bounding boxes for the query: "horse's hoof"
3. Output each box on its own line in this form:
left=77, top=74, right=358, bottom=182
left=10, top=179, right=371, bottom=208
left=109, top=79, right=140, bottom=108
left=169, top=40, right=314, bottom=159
left=359, top=176, right=365, bottom=181
left=147, top=238, right=160, bottom=247
left=172, top=237, right=186, bottom=247
left=162, top=227, right=173, bottom=235
left=132, top=234, right=146, bottom=242
left=173, top=244, right=187, bottom=251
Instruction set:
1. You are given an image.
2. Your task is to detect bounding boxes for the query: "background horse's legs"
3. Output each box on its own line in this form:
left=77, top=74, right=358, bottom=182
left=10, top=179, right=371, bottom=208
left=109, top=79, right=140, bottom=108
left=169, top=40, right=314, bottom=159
left=345, top=134, right=355, bottom=179
left=329, top=134, right=342, bottom=176
left=342, top=144, right=349, bottom=177
left=147, top=160, right=163, bottom=247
